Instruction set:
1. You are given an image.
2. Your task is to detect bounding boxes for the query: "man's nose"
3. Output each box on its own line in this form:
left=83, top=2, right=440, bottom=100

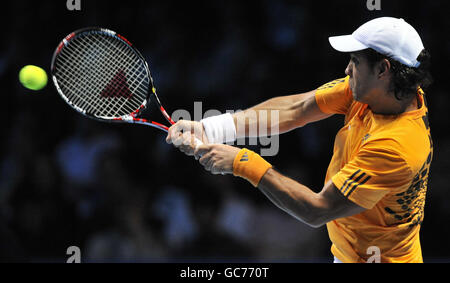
left=345, top=63, right=352, bottom=77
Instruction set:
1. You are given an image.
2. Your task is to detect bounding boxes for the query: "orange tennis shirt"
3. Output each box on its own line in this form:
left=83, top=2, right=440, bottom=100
left=315, top=76, right=433, bottom=263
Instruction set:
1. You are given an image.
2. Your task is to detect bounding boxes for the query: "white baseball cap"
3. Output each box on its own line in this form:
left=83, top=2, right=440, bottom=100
left=328, top=17, right=424, bottom=67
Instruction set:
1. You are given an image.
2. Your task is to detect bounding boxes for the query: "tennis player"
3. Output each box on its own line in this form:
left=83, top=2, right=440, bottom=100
left=166, top=17, right=433, bottom=263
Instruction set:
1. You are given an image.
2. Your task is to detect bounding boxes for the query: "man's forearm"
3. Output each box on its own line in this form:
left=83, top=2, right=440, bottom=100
left=200, top=89, right=329, bottom=144
left=257, top=168, right=326, bottom=228
left=231, top=91, right=322, bottom=138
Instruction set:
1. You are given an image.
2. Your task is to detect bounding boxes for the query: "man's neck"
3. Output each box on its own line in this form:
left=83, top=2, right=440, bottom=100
left=368, top=92, right=418, bottom=115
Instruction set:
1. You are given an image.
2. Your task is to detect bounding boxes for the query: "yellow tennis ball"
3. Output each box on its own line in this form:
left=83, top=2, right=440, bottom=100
left=19, top=65, right=48, bottom=91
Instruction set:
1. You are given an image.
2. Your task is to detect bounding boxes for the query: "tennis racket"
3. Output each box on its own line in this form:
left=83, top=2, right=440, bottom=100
left=51, top=27, right=195, bottom=138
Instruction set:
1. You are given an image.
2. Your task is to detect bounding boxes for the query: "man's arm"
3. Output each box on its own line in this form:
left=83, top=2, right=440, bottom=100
left=232, top=90, right=331, bottom=137
left=166, top=90, right=331, bottom=149
left=193, top=143, right=365, bottom=228
left=258, top=169, right=365, bottom=228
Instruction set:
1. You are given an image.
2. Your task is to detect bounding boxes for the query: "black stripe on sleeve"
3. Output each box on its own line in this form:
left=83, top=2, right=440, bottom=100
left=340, top=179, right=351, bottom=192
left=340, top=169, right=362, bottom=194
left=345, top=175, right=372, bottom=197
left=342, top=172, right=366, bottom=194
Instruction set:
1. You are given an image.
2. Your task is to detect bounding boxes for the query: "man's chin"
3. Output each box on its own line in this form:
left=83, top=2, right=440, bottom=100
left=352, top=91, right=364, bottom=103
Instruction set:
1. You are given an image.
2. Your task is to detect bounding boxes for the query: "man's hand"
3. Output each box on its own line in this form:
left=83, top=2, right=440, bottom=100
left=165, top=120, right=208, bottom=156
left=194, top=144, right=241, bottom=175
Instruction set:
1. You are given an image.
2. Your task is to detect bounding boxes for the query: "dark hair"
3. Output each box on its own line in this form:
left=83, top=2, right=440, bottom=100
left=362, top=48, right=433, bottom=100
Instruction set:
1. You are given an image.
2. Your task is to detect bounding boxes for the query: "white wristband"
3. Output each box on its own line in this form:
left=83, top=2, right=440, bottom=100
left=201, top=113, right=237, bottom=144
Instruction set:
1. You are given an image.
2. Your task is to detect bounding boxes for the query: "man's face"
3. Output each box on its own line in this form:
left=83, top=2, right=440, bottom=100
left=345, top=52, right=378, bottom=102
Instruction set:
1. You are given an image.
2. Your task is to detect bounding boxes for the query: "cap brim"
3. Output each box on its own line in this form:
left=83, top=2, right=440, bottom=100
left=328, top=35, right=368, bottom=52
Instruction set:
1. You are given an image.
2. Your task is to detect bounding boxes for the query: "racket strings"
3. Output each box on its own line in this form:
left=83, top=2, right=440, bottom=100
left=54, top=30, right=150, bottom=118
left=66, top=36, right=120, bottom=113
left=56, top=36, right=119, bottom=113
left=60, top=33, right=144, bottom=115
left=76, top=35, right=145, bottom=116
left=55, top=37, right=134, bottom=116
left=82, top=34, right=148, bottom=116
left=58, top=33, right=145, bottom=116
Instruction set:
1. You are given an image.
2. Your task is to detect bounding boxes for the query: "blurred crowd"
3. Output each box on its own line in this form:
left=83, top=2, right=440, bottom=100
left=0, top=0, right=449, bottom=262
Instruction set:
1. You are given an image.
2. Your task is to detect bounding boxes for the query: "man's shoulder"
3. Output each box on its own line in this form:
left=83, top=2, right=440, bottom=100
left=317, top=77, right=348, bottom=91
left=366, top=121, right=431, bottom=173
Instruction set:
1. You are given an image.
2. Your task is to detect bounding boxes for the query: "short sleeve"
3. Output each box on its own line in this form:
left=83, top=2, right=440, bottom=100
left=331, top=139, right=412, bottom=209
left=315, top=76, right=353, bottom=115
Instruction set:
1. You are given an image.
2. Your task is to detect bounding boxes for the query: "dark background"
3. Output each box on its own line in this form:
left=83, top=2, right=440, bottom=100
left=0, top=0, right=449, bottom=262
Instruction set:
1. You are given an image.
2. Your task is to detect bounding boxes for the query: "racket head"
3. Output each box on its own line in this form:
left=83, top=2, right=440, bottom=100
left=51, top=27, right=156, bottom=123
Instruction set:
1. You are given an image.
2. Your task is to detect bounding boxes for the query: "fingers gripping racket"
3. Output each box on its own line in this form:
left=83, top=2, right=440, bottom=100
left=51, top=27, right=180, bottom=134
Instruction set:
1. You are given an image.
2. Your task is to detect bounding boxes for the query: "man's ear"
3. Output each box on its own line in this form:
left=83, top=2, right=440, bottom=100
left=378, top=59, right=391, bottom=78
